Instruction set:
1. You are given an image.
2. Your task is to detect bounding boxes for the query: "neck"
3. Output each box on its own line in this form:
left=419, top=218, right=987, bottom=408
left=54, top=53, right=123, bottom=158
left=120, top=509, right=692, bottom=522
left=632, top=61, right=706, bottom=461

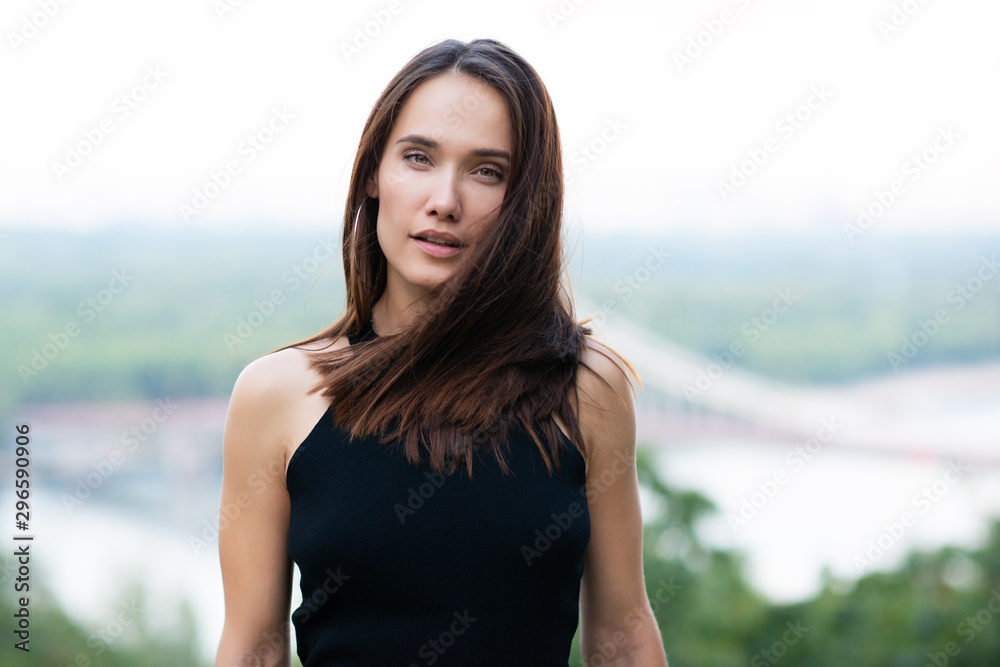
left=371, top=280, right=435, bottom=337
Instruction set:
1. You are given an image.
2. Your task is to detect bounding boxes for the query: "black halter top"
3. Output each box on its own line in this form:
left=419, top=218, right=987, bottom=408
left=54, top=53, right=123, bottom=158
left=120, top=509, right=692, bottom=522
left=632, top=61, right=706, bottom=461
left=285, top=318, right=591, bottom=665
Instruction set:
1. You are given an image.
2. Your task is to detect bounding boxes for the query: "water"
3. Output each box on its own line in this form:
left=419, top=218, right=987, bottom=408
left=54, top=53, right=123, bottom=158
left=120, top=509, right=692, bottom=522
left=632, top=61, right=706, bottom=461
left=651, top=440, right=1000, bottom=603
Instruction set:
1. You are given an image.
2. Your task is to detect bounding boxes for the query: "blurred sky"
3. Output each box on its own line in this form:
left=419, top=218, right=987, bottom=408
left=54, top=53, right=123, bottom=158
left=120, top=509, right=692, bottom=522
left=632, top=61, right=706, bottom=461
left=1, top=0, right=998, bottom=234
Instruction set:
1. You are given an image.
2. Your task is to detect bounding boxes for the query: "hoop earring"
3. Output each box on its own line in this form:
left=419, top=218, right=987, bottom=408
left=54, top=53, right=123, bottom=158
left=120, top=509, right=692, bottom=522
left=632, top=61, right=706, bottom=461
left=348, top=196, right=369, bottom=292
left=352, top=195, right=368, bottom=241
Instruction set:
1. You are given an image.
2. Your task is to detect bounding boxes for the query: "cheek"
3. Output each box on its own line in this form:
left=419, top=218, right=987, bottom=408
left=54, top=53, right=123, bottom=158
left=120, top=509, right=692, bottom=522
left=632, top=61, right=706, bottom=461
left=472, top=190, right=505, bottom=226
left=374, top=205, right=398, bottom=253
left=379, top=163, right=419, bottom=204
left=379, top=184, right=421, bottom=226
left=375, top=213, right=405, bottom=250
left=468, top=215, right=501, bottom=246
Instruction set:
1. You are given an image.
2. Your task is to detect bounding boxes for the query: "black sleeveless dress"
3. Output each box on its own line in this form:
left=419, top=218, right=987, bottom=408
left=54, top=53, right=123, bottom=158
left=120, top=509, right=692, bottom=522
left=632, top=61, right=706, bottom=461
left=286, top=319, right=591, bottom=666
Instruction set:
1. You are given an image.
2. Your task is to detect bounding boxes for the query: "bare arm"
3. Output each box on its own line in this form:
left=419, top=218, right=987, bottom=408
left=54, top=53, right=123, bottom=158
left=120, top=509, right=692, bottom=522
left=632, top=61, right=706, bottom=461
left=577, top=342, right=669, bottom=667
left=215, top=355, right=299, bottom=667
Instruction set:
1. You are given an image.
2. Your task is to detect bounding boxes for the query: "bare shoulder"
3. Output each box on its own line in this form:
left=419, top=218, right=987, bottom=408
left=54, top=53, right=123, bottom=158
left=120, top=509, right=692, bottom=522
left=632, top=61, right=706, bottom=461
left=226, top=336, right=350, bottom=472
left=232, top=338, right=345, bottom=405
left=572, top=338, right=638, bottom=469
left=577, top=338, right=636, bottom=412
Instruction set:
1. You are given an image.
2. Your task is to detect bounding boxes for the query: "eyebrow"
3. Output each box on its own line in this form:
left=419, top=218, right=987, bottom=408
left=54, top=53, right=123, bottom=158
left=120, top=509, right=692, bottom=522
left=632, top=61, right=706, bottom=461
left=396, top=134, right=511, bottom=163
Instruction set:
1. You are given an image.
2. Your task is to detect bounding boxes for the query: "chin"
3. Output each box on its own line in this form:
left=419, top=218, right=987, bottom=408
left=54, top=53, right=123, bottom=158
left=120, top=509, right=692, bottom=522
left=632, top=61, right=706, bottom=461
left=404, top=270, right=453, bottom=292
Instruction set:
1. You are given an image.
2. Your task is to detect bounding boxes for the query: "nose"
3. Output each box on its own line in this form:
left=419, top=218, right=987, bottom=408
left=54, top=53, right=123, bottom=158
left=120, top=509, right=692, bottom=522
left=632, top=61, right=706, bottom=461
left=426, top=171, right=461, bottom=222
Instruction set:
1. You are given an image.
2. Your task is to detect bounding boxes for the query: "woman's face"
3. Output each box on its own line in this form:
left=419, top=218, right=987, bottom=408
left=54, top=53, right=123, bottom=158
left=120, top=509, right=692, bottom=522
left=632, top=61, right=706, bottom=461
left=370, top=72, right=513, bottom=301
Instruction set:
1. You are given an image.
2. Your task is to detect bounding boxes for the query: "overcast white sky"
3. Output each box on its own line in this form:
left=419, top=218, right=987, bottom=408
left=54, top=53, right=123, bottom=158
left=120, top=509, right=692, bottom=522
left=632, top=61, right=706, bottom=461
left=1, top=0, right=997, bottom=235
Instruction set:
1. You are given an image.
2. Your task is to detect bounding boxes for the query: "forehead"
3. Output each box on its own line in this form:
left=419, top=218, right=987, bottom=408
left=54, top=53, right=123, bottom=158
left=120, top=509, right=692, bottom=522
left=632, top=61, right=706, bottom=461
left=389, top=72, right=512, bottom=152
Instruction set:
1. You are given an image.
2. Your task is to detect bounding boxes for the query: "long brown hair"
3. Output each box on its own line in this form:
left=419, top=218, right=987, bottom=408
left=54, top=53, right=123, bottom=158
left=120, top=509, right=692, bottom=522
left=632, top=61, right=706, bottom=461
left=276, top=38, right=640, bottom=479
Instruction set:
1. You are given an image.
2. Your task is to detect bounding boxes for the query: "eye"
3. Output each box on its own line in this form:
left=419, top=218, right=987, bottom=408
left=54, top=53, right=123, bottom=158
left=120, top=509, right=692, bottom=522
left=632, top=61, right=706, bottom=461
left=476, top=166, right=504, bottom=182
left=403, top=151, right=430, bottom=166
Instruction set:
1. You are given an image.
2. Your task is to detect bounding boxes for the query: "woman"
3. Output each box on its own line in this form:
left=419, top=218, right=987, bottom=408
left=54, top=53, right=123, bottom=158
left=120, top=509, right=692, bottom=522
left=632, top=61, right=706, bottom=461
left=215, top=38, right=668, bottom=666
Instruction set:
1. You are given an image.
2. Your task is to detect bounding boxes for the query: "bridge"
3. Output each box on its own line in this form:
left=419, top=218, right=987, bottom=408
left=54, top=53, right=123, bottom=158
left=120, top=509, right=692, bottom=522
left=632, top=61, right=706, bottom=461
left=578, top=298, right=1000, bottom=467
left=16, top=305, right=1000, bottom=478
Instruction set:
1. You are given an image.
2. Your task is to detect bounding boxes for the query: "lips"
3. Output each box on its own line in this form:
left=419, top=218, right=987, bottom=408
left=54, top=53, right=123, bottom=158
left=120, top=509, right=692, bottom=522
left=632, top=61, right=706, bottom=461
left=411, top=229, right=464, bottom=247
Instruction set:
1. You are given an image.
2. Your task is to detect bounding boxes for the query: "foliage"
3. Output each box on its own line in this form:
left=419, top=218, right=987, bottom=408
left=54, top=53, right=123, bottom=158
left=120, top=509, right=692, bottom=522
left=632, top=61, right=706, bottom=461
left=0, top=578, right=205, bottom=666
left=565, top=446, right=1000, bottom=666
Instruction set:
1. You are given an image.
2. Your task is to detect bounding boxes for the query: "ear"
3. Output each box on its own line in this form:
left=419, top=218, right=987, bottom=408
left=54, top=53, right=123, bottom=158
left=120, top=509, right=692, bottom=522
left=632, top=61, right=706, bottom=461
left=366, top=171, right=379, bottom=199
